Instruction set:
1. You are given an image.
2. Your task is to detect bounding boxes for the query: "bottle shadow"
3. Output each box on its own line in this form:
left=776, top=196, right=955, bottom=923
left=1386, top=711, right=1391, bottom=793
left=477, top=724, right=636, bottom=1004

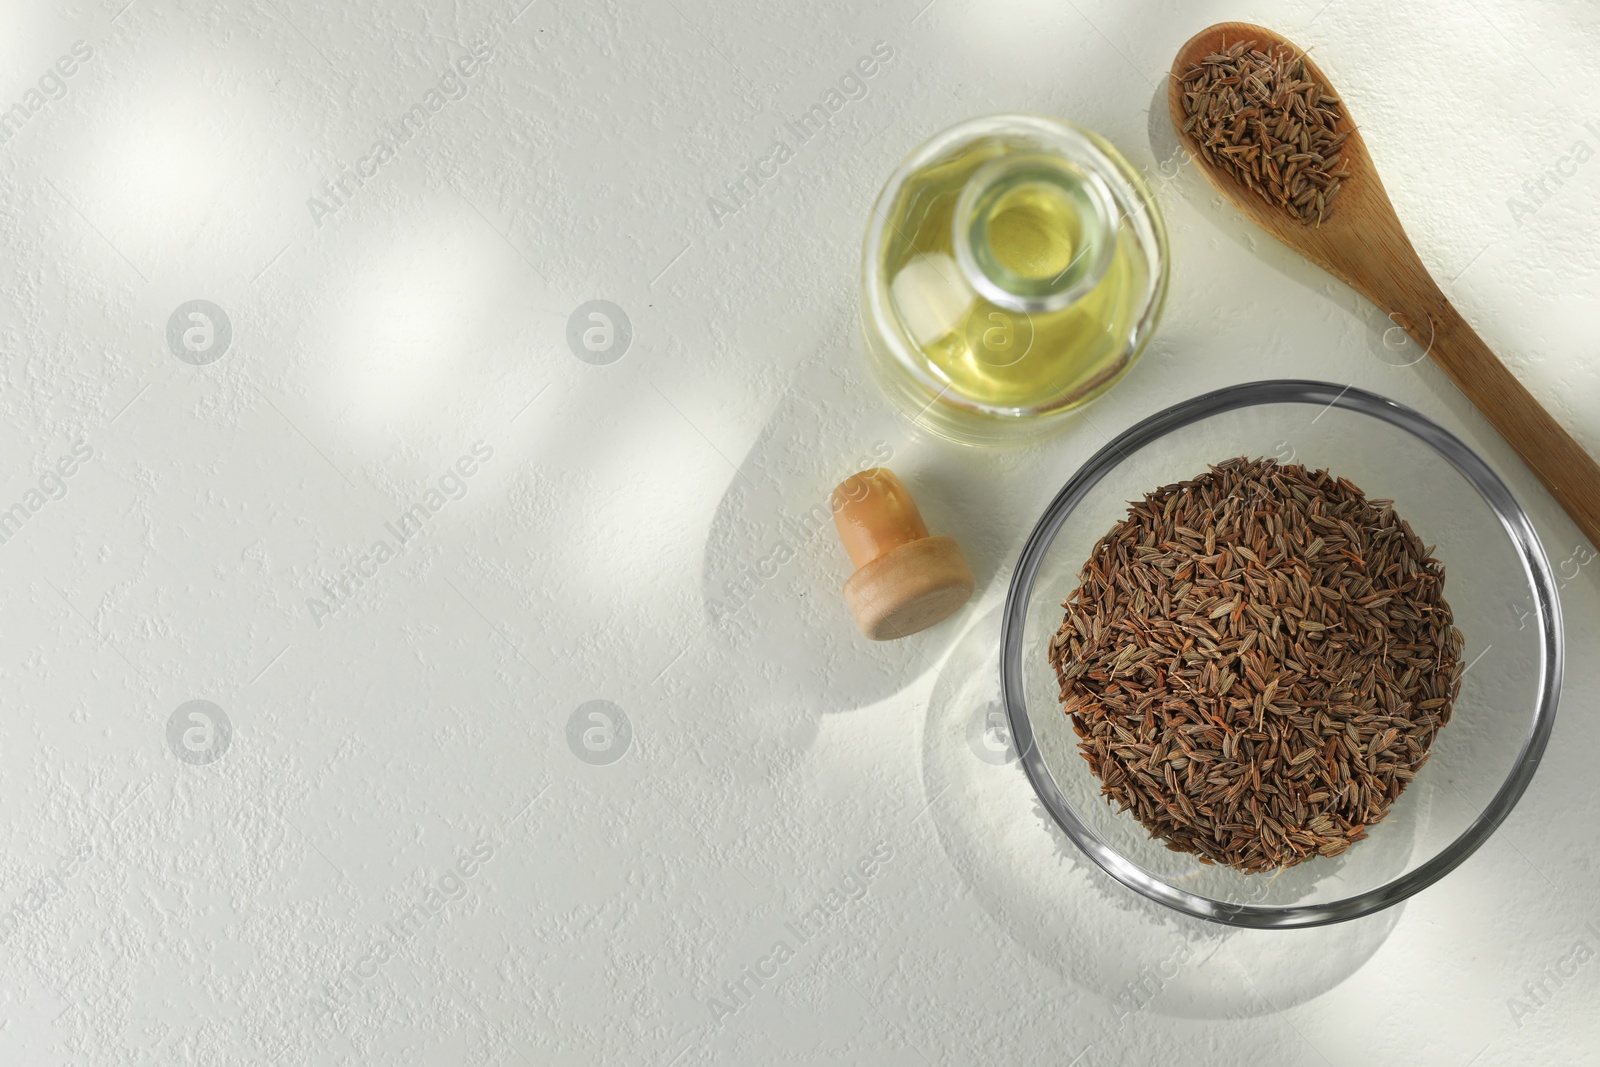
left=920, top=600, right=1403, bottom=1022
left=694, top=322, right=1044, bottom=719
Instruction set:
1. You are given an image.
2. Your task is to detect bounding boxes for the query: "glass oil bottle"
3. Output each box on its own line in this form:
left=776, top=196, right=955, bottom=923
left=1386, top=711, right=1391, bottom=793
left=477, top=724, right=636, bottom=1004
left=861, top=115, right=1169, bottom=443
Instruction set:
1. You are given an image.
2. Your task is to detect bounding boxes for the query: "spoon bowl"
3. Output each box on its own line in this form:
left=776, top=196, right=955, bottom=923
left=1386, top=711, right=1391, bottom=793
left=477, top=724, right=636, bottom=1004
left=1168, top=22, right=1600, bottom=550
left=1167, top=25, right=1399, bottom=290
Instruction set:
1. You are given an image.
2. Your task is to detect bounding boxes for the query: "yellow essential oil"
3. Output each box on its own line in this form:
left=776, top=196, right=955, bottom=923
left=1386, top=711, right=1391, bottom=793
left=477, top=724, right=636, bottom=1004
left=862, top=116, right=1169, bottom=443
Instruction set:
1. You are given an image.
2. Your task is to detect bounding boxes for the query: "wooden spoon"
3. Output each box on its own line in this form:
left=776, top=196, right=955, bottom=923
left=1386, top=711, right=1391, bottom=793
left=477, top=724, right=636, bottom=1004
left=1170, top=21, right=1600, bottom=549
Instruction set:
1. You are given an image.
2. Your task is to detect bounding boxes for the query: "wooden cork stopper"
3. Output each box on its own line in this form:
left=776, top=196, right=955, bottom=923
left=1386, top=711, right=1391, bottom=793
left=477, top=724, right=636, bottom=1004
left=831, top=468, right=975, bottom=641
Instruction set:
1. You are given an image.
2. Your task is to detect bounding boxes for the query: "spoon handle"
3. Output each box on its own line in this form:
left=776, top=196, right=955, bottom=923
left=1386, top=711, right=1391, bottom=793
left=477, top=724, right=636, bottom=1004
left=1408, top=289, right=1600, bottom=550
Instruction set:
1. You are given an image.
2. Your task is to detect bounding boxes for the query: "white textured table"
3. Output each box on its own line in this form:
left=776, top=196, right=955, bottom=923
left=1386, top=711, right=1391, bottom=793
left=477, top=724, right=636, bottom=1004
left=2, top=0, right=1596, bottom=1062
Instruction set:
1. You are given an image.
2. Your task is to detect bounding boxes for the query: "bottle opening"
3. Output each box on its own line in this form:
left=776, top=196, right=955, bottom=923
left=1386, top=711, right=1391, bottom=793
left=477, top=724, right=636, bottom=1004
left=954, top=154, right=1118, bottom=313
left=988, top=182, right=1081, bottom=280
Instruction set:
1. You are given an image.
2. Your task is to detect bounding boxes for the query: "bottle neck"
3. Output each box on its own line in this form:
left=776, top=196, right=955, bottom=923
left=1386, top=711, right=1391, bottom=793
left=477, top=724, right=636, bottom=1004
left=953, top=153, right=1117, bottom=314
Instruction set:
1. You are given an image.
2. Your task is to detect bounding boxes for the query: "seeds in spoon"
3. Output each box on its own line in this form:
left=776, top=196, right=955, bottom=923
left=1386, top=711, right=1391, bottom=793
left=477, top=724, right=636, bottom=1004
left=1179, top=39, right=1350, bottom=224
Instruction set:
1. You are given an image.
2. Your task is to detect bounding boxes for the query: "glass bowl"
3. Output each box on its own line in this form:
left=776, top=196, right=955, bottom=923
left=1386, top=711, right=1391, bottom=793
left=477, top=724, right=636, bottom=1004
left=1000, top=380, right=1562, bottom=928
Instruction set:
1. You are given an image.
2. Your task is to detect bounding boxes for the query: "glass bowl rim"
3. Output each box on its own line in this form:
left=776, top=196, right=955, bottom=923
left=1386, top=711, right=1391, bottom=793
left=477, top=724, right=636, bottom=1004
left=998, top=378, right=1563, bottom=929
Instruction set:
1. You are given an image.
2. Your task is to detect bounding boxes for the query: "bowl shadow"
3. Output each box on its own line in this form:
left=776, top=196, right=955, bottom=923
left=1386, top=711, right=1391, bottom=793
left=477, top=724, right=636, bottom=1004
left=920, top=601, right=1403, bottom=1021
